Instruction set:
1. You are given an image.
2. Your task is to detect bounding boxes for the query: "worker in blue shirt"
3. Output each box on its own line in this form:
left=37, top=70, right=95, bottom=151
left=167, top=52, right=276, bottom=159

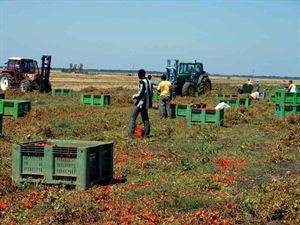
left=256, top=80, right=260, bottom=91
left=147, top=75, right=158, bottom=90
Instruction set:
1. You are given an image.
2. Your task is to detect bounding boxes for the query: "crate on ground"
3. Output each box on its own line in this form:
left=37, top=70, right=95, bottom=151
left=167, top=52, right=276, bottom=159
left=52, top=88, right=72, bottom=96
left=274, top=91, right=300, bottom=105
left=170, top=101, right=184, bottom=118
left=0, top=93, right=4, bottom=99
left=170, top=102, right=206, bottom=118
left=186, top=105, right=224, bottom=126
left=239, top=97, right=251, bottom=106
left=153, top=91, right=160, bottom=102
left=12, top=139, right=113, bottom=190
left=0, top=99, right=31, bottom=117
left=175, top=103, right=189, bottom=117
left=0, top=113, right=2, bottom=134
left=275, top=104, right=300, bottom=118
left=81, top=94, right=110, bottom=106
left=217, top=97, right=250, bottom=107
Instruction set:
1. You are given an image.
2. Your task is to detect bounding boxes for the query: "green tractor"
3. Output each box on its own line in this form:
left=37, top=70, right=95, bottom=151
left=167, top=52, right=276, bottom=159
left=165, top=59, right=211, bottom=96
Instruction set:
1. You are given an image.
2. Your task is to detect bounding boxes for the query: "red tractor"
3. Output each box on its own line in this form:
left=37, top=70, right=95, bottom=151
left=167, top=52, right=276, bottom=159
left=0, top=55, right=52, bottom=93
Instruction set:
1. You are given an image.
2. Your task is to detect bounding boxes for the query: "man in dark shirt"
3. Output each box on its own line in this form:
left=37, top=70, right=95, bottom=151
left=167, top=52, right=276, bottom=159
left=128, top=69, right=152, bottom=138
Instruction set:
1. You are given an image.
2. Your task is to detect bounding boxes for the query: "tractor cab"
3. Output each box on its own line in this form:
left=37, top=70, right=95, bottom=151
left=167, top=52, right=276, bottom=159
left=3, top=57, right=39, bottom=84
left=178, top=62, right=205, bottom=83
left=0, top=55, right=51, bottom=92
left=165, top=59, right=211, bottom=96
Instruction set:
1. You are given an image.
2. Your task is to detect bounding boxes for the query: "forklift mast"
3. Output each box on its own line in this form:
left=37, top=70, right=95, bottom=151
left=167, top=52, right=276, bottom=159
left=39, top=55, right=52, bottom=92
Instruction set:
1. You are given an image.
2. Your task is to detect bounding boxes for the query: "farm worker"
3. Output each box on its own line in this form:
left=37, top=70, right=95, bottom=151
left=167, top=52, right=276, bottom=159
left=147, top=75, right=158, bottom=90
left=157, top=74, right=172, bottom=118
left=250, top=91, right=259, bottom=100
left=128, top=69, right=152, bottom=138
left=247, top=79, right=253, bottom=85
left=288, top=80, right=296, bottom=93
left=256, top=80, right=260, bottom=91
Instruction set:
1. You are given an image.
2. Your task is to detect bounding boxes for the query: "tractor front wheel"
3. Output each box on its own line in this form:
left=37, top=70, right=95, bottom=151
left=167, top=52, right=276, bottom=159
left=20, top=79, right=31, bottom=92
left=182, top=82, right=196, bottom=96
left=0, top=73, right=14, bottom=91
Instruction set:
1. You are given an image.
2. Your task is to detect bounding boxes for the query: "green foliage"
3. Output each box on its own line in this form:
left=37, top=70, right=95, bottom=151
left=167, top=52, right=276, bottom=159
left=0, top=84, right=299, bottom=224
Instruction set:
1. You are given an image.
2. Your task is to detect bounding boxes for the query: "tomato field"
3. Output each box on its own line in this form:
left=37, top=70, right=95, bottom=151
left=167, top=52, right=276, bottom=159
left=0, top=80, right=299, bottom=225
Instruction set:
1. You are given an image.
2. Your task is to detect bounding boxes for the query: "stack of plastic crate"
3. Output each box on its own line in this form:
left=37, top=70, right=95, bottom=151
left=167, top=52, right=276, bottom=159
left=274, top=90, right=300, bottom=118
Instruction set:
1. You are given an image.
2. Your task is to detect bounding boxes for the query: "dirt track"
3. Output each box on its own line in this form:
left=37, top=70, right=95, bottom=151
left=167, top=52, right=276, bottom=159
left=50, top=71, right=298, bottom=90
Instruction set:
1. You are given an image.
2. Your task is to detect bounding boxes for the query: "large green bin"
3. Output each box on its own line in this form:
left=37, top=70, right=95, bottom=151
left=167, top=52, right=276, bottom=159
left=0, top=99, right=31, bottom=117
left=170, top=102, right=190, bottom=118
left=81, top=94, right=110, bottom=106
left=217, top=97, right=250, bottom=108
left=12, top=140, right=114, bottom=190
left=186, top=106, right=224, bottom=126
left=52, top=88, right=72, bottom=96
left=275, top=104, right=300, bottom=118
left=274, top=91, right=300, bottom=105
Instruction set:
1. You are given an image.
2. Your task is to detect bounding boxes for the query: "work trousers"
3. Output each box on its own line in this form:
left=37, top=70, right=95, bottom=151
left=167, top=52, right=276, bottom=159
left=159, top=95, right=172, bottom=118
left=128, top=106, right=150, bottom=138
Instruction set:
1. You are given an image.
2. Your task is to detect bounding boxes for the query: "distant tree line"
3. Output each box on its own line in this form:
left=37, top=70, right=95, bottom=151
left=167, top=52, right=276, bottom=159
left=61, top=63, right=86, bottom=73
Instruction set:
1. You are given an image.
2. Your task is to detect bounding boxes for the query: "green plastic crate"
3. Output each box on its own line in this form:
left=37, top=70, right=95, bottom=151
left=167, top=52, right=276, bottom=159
left=170, top=103, right=189, bottom=117
left=275, top=104, right=300, bottom=118
left=217, top=97, right=250, bottom=107
left=52, top=88, right=72, bottom=96
left=153, top=91, right=160, bottom=102
left=81, top=94, right=110, bottom=106
left=0, top=99, right=31, bottom=117
left=0, top=93, right=4, bottom=99
left=12, top=139, right=114, bottom=190
left=170, top=103, right=190, bottom=118
left=0, top=113, right=2, bottom=134
left=186, top=106, right=224, bottom=126
left=274, top=91, right=300, bottom=105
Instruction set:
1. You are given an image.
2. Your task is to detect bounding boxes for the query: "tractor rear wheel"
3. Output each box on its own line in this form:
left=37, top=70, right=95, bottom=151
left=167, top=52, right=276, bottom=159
left=20, top=79, right=31, bottom=92
left=0, top=73, right=14, bottom=91
left=198, top=76, right=212, bottom=95
left=182, top=82, right=196, bottom=96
